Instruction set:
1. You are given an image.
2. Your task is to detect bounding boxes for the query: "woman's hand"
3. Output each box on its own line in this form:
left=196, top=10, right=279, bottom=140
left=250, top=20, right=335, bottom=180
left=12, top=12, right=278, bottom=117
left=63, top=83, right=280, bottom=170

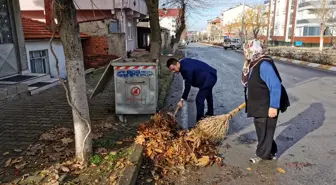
left=268, top=107, right=278, bottom=118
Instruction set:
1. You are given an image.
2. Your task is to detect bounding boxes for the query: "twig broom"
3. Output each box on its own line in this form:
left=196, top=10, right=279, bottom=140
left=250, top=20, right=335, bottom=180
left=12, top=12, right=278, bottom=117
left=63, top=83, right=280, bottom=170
left=190, top=102, right=246, bottom=143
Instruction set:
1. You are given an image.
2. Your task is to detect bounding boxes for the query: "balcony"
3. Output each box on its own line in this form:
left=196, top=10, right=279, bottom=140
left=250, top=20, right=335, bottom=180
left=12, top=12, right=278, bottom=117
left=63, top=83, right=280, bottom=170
left=298, top=1, right=336, bottom=10
left=296, top=18, right=336, bottom=25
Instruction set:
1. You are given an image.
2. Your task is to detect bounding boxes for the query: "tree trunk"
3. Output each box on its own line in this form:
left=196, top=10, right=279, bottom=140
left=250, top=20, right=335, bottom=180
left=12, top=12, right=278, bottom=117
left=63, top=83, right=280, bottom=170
left=145, top=0, right=161, bottom=61
left=171, top=2, right=186, bottom=54
left=55, top=0, right=92, bottom=162
left=320, top=23, right=325, bottom=52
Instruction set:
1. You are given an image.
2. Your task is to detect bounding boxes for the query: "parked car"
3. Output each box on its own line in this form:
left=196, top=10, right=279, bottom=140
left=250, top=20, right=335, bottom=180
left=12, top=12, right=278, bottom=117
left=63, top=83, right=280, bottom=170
left=223, top=38, right=242, bottom=50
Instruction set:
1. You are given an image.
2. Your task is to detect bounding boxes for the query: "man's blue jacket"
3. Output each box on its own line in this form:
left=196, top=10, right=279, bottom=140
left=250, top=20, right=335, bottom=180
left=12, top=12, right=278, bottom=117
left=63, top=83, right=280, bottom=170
left=179, top=58, right=217, bottom=100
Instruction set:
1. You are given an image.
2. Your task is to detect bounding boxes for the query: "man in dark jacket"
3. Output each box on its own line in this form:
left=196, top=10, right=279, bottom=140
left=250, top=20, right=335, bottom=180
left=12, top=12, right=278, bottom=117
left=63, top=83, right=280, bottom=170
left=166, top=57, right=217, bottom=124
left=242, top=40, right=290, bottom=163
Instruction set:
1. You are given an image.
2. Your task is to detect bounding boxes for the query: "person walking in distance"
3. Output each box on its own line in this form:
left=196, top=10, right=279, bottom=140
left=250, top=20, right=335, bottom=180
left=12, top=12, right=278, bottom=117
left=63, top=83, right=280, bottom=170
left=241, top=40, right=290, bottom=163
left=166, top=57, right=217, bottom=127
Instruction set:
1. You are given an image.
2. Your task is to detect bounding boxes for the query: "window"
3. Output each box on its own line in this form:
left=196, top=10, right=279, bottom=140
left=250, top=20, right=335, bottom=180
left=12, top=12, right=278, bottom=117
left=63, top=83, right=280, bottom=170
left=109, top=21, right=119, bottom=33
left=303, top=26, right=321, bottom=36
left=29, top=50, right=50, bottom=74
left=127, top=19, right=133, bottom=40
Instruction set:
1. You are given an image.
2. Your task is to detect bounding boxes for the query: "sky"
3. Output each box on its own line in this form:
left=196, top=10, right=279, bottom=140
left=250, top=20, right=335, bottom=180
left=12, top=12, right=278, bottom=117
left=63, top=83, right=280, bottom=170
left=187, top=0, right=265, bottom=31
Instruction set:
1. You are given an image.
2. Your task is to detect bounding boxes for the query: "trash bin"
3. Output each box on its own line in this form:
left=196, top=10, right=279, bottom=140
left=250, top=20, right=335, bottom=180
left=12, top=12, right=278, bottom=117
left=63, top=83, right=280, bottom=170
left=90, top=58, right=158, bottom=122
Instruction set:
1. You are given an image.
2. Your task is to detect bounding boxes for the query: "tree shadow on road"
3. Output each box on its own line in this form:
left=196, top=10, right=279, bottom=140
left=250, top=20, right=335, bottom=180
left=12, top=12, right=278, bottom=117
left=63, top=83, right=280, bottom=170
left=275, top=102, right=325, bottom=157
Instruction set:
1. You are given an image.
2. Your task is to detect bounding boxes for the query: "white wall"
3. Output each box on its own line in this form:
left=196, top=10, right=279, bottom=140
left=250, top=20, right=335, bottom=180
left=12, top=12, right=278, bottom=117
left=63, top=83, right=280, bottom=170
left=159, top=17, right=177, bottom=36
left=25, top=40, right=67, bottom=79
left=116, top=10, right=138, bottom=51
left=114, top=0, right=147, bottom=15
left=221, top=5, right=251, bottom=26
left=273, top=0, right=287, bottom=37
left=19, top=0, right=44, bottom=10
left=19, top=0, right=114, bottom=10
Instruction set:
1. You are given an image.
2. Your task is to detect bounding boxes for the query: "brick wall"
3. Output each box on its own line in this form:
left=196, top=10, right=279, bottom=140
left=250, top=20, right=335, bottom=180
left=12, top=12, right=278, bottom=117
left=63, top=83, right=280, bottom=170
left=258, top=35, right=335, bottom=44
left=82, top=36, right=109, bottom=56
left=82, top=36, right=118, bottom=69
left=293, top=36, right=335, bottom=44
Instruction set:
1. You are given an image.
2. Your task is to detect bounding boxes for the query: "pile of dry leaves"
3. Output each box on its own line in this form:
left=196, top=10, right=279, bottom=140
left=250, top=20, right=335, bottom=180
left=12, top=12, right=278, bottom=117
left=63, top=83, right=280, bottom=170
left=135, top=112, right=222, bottom=175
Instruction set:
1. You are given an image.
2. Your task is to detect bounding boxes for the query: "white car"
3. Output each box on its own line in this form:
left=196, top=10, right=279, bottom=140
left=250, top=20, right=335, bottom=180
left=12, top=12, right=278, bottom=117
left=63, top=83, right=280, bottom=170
left=223, top=38, right=242, bottom=50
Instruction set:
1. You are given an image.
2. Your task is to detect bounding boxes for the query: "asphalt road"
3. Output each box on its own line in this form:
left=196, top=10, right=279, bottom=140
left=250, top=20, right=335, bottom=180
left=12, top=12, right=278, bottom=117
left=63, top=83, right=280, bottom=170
left=165, top=43, right=336, bottom=185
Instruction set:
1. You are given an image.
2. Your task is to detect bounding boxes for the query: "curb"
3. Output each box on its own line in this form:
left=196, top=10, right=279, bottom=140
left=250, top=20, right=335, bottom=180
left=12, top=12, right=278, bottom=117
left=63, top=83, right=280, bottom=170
left=233, top=50, right=336, bottom=73
left=200, top=42, right=222, bottom=48
left=117, top=144, right=144, bottom=185
left=84, top=66, right=107, bottom=75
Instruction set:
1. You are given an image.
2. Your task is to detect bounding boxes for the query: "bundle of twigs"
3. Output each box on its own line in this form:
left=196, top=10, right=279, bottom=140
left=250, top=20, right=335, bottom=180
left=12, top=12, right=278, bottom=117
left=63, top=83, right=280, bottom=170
left=190, top=102, right=246, bottom=143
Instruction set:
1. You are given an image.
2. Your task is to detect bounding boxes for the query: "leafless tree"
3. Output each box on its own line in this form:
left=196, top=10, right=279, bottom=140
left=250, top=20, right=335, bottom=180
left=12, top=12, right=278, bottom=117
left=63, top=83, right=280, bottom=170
left=310, top=0, right=334, bottom=51
left=160, top=0, right=214, bottom=52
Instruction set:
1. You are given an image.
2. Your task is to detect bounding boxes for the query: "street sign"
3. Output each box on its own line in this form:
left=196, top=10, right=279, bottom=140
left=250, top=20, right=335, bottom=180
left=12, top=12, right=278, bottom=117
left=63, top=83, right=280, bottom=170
left=131, top=86, right=141, bottom=96
left=295, top=41, right=303, bottom=47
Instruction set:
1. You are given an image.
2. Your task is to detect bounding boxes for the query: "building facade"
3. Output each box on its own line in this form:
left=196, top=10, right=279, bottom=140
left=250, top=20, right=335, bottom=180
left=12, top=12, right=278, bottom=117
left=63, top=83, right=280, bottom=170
left=159, top=8, right=180, bottom=37
left=0, top=0, right=28, bottom=78
left=264, top=0, right=336, bottom=44
left=19, top=0, right=147, bottom=52
left=206, top=17, right=222, bottom=41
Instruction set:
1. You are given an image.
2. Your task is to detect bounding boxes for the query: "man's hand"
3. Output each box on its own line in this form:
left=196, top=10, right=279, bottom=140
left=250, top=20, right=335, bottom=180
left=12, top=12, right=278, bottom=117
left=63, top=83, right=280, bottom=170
left=268, top=107, right=278, bottom=118
left=177, top=99, right=184, bottom=109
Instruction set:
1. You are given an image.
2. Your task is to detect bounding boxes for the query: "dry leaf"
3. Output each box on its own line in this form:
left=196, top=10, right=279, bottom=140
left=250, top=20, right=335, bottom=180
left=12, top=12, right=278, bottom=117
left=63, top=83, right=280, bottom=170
left=15, top=162, right=27, bottom=169
left=60, top=166, right=70, bottom=172
left=11, top=157, right=23, bottom=165
left=5, top=158, right=12, bottom=167
left=247, top=167, right=252, bottom=171
left=116, top=141, right=123, bottom=145
left=196, top=156, right=210, bottom=167
left=277, top=167, right=286, bottom=174
left=135, top=135, right=145, bottom=145
left=61, top=138, right=74, bottom=145
left=53, top=146, right=65, bottom=152
left=14, top=149, right=22, bottom=153
left=40, top=133, right=56, bottom=141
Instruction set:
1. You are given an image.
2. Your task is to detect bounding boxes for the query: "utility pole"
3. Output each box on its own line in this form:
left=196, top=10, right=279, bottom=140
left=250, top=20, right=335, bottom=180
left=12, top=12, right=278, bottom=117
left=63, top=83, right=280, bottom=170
left=241, top=0, right=246, bottom=44
left=266, top=0, right=272, bottom=45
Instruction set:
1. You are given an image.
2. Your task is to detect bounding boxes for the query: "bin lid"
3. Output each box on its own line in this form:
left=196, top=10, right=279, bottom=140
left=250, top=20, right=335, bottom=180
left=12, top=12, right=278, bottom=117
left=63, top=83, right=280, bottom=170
left=90, top=60, right=115, bottom=99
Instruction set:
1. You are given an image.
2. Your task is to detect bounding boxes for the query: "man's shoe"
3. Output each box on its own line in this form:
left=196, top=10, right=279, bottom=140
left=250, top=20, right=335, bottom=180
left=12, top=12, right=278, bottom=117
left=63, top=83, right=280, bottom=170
left=205, top=113, right=214, bottom=118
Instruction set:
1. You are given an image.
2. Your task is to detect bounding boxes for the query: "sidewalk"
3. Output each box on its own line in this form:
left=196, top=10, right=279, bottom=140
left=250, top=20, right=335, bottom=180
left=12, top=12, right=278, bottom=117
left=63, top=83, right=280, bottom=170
left=0, top=69, right=119, bottom=181
left=233, top=49, right=336, bottom=73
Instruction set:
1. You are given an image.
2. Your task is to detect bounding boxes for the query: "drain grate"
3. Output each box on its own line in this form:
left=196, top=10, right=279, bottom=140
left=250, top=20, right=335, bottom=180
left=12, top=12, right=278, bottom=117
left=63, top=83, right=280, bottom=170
left=0, top=75, right=36, bottom=82
left=29, top=82, right=51, bottom=88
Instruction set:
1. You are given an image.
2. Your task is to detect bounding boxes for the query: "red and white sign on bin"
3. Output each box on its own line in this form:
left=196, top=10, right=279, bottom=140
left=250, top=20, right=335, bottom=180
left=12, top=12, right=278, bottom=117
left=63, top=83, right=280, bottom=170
left=131, top=86, right=141, bottom=96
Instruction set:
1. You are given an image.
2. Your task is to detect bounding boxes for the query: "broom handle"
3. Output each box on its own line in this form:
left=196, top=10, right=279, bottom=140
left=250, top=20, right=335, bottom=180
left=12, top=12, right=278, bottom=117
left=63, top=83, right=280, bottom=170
left=173, top=105, right=182, bottom=117
left=228, top=102, right=246, bottom=117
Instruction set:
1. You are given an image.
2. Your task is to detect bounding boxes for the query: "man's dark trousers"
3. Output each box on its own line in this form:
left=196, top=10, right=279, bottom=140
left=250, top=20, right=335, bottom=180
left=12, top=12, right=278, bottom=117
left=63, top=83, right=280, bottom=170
left=254, top=117, right=278, bottom=159
left=196, top=74, right=217, bottom=122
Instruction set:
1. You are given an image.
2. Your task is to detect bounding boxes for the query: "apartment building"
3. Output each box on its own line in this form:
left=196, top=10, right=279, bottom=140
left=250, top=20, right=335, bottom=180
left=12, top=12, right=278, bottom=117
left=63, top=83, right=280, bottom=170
left=206, top=17, right=222, bottom=41
left=159, top=8, right=180, bottom=37
left=264, top=0, right=336, bottom=44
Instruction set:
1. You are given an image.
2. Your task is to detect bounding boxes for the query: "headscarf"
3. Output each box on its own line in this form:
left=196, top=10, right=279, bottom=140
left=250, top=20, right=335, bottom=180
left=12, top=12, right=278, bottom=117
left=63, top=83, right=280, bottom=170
left=241, top=39, right=265, bottom=87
